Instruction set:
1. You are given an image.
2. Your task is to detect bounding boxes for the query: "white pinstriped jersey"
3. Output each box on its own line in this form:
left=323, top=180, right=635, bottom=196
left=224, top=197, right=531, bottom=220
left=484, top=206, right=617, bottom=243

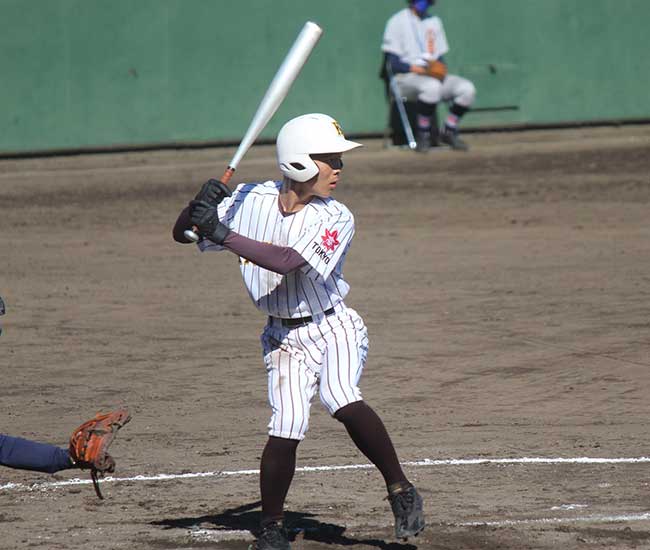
left=198, top=180, right=355, bottom=319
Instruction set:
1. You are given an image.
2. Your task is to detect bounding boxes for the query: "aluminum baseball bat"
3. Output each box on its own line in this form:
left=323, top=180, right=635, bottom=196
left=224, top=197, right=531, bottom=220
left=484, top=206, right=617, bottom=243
left=385, top=60, right=417, bottom=151
left=185, top=21, right=323, bottom=242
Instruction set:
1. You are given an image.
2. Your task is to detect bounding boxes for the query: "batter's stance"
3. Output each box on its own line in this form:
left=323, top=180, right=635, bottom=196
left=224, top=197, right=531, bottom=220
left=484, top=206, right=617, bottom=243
left=382, top=0, right=476, bottom=151
left=173, top=114, right=425, bottom=550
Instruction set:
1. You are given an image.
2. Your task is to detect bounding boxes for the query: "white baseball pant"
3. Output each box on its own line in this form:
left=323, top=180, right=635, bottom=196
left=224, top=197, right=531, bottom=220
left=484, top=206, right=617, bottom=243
left=395, top=72, right=476, bottom=107
left=261, top=303, right=369, bottom=441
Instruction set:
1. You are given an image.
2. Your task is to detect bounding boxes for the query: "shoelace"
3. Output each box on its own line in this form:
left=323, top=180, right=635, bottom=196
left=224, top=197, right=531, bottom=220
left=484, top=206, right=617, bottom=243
left=396, top=490, right=414, bottom=513
left=388, top=487, right=415, bottom=513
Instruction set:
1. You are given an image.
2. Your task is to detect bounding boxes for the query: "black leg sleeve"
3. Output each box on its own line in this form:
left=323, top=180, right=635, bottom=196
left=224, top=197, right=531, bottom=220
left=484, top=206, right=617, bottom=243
left=334, top=401, right=409, bottom=490
left=449, top=102, right=470, bottom=118
left=416, top=100, right=438, bottom=118
left=259, top=436, right=300, bottom=525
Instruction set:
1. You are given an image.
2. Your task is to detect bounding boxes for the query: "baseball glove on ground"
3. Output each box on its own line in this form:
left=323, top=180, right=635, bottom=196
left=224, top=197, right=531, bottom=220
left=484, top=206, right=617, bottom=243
left=427, top=60, right=448, bottom=81
left=69, top=408, right=131, bottom=499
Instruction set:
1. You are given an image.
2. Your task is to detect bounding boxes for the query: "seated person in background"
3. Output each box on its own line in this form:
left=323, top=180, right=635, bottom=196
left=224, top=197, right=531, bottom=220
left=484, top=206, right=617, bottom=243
left=382, top=0, right=476, bottom=152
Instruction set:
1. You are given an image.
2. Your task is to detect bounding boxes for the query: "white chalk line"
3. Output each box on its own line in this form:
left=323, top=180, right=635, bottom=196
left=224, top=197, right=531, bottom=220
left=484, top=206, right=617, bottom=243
left=185, top=511, right=650, bottom=543
left=1, top=456, right=649, bottom=494
left=189, top=527, right=254, bottom=542
left=187, top=510, right=650, bottom=542
left=2, top=457, right=650, bottom=541
left=457, top=511, right=650, bottom=527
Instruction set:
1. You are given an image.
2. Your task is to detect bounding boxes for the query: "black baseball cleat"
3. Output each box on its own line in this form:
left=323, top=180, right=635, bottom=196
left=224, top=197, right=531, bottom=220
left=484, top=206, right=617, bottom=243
left=249, top=521, right=291, bottom=550
left=440, top=128, right=469, bottom=151
left=415, top=131, right=431, bottom=153
left=388, top=484, right=425, bottom=540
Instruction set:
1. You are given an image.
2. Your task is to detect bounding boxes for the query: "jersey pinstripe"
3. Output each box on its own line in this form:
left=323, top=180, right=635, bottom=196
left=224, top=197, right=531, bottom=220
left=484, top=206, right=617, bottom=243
left=198, top=180, right=355, bottom=319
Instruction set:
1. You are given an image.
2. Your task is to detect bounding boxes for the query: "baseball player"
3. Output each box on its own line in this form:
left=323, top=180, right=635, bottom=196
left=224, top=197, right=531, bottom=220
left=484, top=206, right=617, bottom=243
left=173, top=114, right=425, bottom=550
left=382, top=0, right=476, bottom=151
left=0, top=295, right=130, bottom=498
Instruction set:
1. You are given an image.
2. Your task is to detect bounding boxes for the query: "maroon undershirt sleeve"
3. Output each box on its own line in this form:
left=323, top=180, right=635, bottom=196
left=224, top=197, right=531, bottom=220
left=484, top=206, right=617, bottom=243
left=222, top=231, right=307, bottom=275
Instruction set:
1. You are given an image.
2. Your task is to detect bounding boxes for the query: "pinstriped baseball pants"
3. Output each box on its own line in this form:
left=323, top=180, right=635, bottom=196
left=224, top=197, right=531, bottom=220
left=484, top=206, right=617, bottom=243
left=261, top=303, right=369, bottom=441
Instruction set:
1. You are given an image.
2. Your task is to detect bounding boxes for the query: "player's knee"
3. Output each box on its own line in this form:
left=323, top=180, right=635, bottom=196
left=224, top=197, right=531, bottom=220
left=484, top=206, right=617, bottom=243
left=457, top=80, right=476, bottom=106
left=268, top=410, right=310, bottom=440
left=268, top=426, right=308, bottom=440
left=321, top=385, right=362, bottom=418
left=264, top=435, right=300, bottom=455
left=333, top=400, right=366, bottom=423
left=419, top=91, right=442, bottom=105
left=418, top=81, right=442, bottom=105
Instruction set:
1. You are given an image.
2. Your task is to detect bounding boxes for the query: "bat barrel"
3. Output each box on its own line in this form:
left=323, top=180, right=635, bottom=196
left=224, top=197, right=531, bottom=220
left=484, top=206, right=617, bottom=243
left=184, top=21, right=323, bottom=244
left=230, top=21, right=323, bottom=169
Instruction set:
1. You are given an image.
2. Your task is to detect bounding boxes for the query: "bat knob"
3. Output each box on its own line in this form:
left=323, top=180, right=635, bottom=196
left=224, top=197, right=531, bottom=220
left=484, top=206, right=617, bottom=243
left=184, top=229, right=200, bottom=242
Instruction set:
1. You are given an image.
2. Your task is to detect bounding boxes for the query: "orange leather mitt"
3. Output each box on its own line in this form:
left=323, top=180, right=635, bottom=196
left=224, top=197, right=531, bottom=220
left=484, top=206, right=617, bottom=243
left=69, top=408, right=131, bottom=498
left=427, top=60, right=448, bottom=81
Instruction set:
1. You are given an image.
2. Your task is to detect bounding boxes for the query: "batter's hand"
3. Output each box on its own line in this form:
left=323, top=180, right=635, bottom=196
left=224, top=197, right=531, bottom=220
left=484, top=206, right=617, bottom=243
left=189, top=200, right=230, bottom=245
left=194, top=179, right=232, bottom=207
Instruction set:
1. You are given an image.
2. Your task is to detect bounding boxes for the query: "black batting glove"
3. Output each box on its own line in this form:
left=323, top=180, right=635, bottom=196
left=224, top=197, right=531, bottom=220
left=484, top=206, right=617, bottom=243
left=194, top=179, right=232, bottom=207
left=189, top=200, right=230, bottom=245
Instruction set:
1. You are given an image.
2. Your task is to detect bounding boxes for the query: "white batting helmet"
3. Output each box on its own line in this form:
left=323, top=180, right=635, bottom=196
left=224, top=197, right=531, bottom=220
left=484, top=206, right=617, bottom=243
left=276, top=113, right=362, bottom=182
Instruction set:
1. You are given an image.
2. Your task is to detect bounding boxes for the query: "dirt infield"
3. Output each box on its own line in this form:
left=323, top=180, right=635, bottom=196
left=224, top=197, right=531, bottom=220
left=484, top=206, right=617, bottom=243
left=1, top=125, right=649, bottom=550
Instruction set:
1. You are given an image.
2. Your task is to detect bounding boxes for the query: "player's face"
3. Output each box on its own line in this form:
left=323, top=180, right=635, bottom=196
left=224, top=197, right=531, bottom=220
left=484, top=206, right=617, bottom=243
left=309, top=153, right=344, bottom=198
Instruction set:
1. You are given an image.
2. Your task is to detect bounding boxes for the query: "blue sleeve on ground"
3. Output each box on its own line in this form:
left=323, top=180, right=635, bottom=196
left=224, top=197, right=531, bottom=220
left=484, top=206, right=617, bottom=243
left=0, top=433, right=74, bottom=474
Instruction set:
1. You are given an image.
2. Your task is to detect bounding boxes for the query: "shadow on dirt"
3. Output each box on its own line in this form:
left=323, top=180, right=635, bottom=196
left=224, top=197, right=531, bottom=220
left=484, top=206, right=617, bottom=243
left=152, top=500, right=418, bottom=549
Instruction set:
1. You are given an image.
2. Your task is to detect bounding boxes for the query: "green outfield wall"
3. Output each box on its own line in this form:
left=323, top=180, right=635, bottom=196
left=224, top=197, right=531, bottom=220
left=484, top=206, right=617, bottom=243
left=1, top=0, right=649, bottom=154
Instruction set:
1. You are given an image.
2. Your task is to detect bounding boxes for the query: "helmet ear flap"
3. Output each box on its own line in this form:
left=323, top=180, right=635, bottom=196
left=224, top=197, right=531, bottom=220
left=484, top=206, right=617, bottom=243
left=279, top=154, right=319, bottom=183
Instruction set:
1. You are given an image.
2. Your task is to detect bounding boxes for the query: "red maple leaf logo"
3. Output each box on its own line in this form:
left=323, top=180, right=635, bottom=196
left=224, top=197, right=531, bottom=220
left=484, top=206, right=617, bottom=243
left=321, top=228, right=340, bottom=252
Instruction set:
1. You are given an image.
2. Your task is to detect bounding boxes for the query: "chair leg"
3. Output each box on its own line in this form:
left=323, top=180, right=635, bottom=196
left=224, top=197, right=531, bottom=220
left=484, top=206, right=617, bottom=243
left=383, top=99, right=394, bottom=149
left=430, top=103, right=440, bottom=147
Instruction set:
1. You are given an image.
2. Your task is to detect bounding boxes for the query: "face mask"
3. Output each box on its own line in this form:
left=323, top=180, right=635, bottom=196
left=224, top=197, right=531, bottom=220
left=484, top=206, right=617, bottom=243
left=412, top=0, right=432, bottom=16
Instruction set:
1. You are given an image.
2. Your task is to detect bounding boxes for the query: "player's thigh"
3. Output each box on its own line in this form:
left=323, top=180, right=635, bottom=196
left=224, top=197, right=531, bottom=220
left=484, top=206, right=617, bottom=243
left=395, top=73, right=442, bottom=104
left=318, top=308, right=369, bottom=415
left=262, top=331, right=319, bottom=440
left=441, top=74, right=476, bottom=106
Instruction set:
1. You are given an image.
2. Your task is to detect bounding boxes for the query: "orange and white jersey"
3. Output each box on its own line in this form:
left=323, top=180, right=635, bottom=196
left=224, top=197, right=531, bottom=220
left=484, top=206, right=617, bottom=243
left=382, top=8, right=449, bottom=65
